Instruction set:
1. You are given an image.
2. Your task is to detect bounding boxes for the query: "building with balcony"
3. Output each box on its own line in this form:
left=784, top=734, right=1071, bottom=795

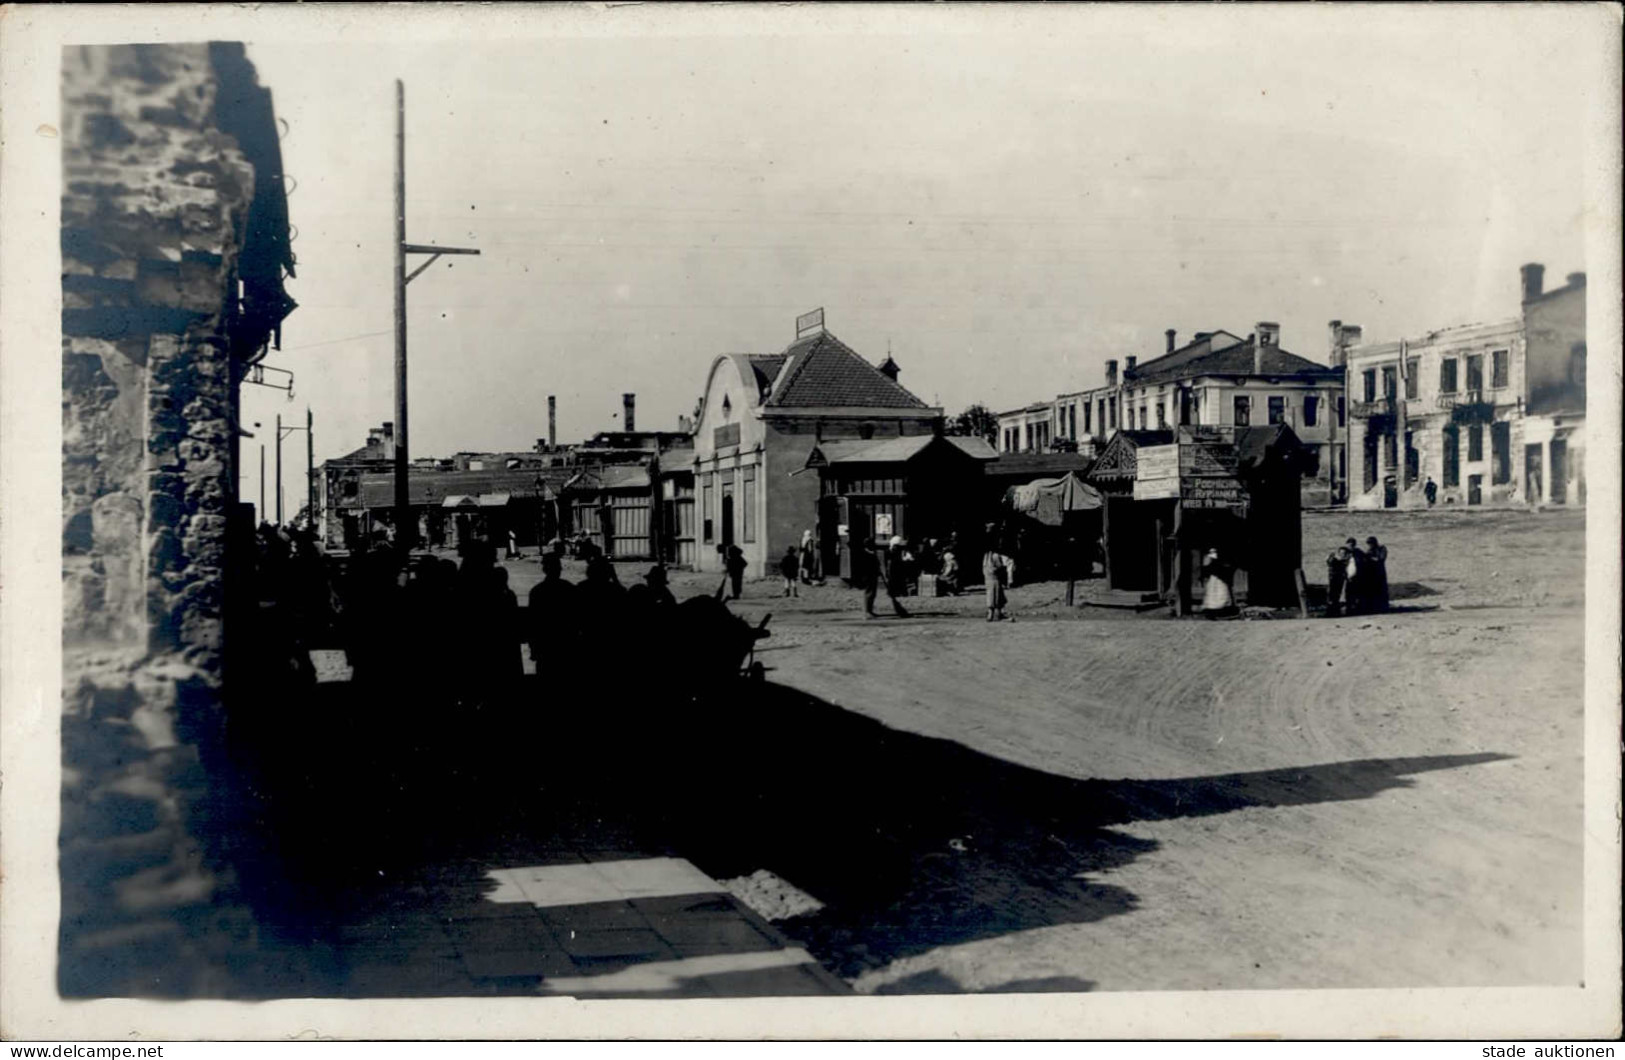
left=1343, top=263, right=1585, bottom=510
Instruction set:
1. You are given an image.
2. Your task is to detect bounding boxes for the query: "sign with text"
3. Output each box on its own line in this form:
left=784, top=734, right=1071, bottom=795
left=1133, top=444, right=1180, bottom=501
left=713, top=422, right=741, bottom=450
left=1181, top=476, right=1249, bottom=511
left=1179, top=442, right=1239, bottom=478
left=795, top=307, right=826, bottom=338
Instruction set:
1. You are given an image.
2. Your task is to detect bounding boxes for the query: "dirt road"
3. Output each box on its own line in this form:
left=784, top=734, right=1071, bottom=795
left=494, top=508, right=1584, bottom=993
left=666, top=507, right=1588, bottom=993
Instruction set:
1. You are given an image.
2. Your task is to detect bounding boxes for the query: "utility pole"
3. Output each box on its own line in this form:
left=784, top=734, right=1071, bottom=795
left=259, top=444, right=265, bottom=522
left=278, top=411, right=312, bottom=529
left=275, top=413, right=283, bottom=524
left=394, top=78, right=480, bottom=555
left=307, top=406, right=316, bottom=538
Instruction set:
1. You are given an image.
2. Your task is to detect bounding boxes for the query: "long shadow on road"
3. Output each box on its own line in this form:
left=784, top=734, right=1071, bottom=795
left=651, top=682, right=1510, bottom=982
left=224, top=671, right=1509, bottom=992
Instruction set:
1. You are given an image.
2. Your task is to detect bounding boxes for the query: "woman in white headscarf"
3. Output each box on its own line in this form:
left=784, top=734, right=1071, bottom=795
left=1201, top=548, right=1235, bottom=616
left=799, top=528, right=818, bottom=584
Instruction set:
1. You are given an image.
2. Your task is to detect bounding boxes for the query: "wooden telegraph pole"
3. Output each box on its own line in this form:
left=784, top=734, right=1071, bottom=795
left=394, top=79, right=480, bottom=555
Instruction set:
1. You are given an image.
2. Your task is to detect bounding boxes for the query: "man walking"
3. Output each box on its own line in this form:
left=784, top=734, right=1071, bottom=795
left=724, top=543, right=748, bottom=601
left=1325, top=541, right=1349, bottom=617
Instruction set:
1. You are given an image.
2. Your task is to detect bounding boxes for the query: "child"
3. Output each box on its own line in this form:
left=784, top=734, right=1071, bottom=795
left=779, top=545, right=800, bottom=597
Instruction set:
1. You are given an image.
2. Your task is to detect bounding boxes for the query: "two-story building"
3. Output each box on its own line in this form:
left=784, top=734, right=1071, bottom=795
left=688, top=318, right=943, bottom=578
left=1343, top=263, right=1585, bottom=510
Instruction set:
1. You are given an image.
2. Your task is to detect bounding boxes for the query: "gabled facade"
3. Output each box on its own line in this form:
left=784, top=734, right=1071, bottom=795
left=687, top=325, right=943, bottom=577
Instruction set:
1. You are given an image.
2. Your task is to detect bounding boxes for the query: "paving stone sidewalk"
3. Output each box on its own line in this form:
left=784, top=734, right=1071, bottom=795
left=331, top=842, right=849, bottom=999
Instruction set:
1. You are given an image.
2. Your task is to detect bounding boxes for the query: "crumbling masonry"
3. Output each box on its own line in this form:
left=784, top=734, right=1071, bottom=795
left=59, top=43, right=303, bottom=996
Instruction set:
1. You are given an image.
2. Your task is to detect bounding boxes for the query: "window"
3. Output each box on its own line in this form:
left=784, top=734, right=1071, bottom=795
left=1383, top=429, right=1397, bottom=471
left=1440, top=358, right=1458, bottom=394
left=1468, top=423, right=1483, bottom=462
left=1362, top=369, right=1377, bottom=403
left=1404, top=431, right=1418, bottom=487
left=1466, top=354, right=1483, bottom=393
left=742, top=467, right=757, bottom=542
left=1337, top=396, right=1346, bottom=427
left=1303, top=395, right=1319, bottom=427
left=1138, top=405, right=1147, bottom=431
left=1109, top=399, right=1117, bottom=430
left=1233, top=395, right=1251, bottom=426
left=702, top=476, right=715, bottom=542
left=1268, top=396, right=1286, bottom=425
left=1381, top=366, right=1397, bottom=399
left=1491, top=349, right=1508, bottom=389
left=1191, top=392, right=1202, bottom=427
left=1156, top=403, right=1167, bottom=429
left=1404, top=359, right=1419, bottom=400
left=1569, top=343, right=1586, bottom=387
left=1491, top=421, right=1510, bottom=485
left=1083, top=401, right=1091, bottom=435
left=1443, top=425, right=1460, bottom=487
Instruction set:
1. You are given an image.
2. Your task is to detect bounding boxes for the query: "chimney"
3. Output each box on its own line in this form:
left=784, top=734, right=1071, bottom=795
left=1566, top=271, right=1586, bottom=288
left=1328, top=319, right=1342, bottom=351
left=1125, top=356, right=1137, bottom=375
left=1165, top=329, right=1177, bottom=354
left=1256, top=321, right=1280, bottom=346
left=1193, top=331, right=1212, bottom=344
left=1105, top=359, right=1118, bottom=387
left=381, top=422, right=395, bottom=460
left=548, top=396, right=557, bottom=449
left=1520, top=262, right=1545, bottom=302
left=623, top=393, right=636, bottom=433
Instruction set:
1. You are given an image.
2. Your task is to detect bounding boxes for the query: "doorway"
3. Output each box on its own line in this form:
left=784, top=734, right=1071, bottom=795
left=1467, top=474, right=1482, bottom=506
left=1549, top=440, right=1567, bottom=504
left=1525, top=445, right=1544, bottom=505
left=720, top=490, right=735, bottom=548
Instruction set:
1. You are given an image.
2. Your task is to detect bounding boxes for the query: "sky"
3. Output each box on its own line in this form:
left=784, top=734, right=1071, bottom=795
left=237, top=5, right=1607, bottom=512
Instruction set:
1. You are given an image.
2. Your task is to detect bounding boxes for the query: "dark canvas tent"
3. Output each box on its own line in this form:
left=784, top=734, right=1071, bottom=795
left=1001, top=471, right=1104, bottom=581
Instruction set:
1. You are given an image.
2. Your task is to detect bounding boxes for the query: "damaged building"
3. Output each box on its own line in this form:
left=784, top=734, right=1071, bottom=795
left=60, top=43, right=305, bottom=996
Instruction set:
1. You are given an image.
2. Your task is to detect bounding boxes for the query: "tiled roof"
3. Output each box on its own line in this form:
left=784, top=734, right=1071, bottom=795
left=766, top=331, right=930, bottom=409
left=807, top=434, right=998, bottom=466
left=984, top=451, right=1096, bottom=479
left=745, top=354, right=787, bottom=397
left=1126, top=336, right=1336, bottom=386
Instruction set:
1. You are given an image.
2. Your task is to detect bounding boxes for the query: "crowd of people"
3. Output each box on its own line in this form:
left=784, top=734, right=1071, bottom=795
left=1324, top=535, right=1392, bottom=617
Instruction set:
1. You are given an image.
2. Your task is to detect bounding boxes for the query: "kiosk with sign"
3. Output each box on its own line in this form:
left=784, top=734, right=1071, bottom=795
left=1087, top=424, right=1314, bottom=612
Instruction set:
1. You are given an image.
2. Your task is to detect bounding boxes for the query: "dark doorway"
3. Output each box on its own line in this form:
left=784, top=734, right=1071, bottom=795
left=1549, top=441, right=1567, bottom=504
left=1525, top=444, right=1544, bottom=506
left=720, top=491, right=735, bottom=548
left=1467, top=474, right=1482, bottom=506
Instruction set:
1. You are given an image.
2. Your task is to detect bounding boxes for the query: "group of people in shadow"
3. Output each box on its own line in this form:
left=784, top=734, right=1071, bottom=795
left=1325, top=535, right=1392, bottom=617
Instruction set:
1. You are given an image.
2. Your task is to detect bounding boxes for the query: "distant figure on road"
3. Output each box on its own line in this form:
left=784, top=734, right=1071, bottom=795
left=938, top=547, right=961, bottom=596
left=856, top=536, right=908, bottom=619
left=1365, top=536, right=1390, bottom=612
left=883, top=536, right=912, bottom=609
left=1343, top=537, right=1367, bottom=614
left=982, top=524, right=1010, bottom=622
left=799, top=529, right=819, bottom=584
left=1325, top=542, right=1351, bottom=617
left=779, top=546, right=800, bottom=597
left=1200, top=548, right=1236, bottom=617
left=505, top=528, right=520, bottom=560
left=724, top=543, right=748, bottom=600
left=1424, top=477, right=1438, bottom=507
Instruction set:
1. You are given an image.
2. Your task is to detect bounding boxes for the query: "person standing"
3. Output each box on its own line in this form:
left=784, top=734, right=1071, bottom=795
left=527, top=552, right=577, bottom=669
left=799, top=529, right=819, bottom=585
left=1365, top=536, right=1390, bottom=612
left=505, top=527, right=520, bottom=560
left=1343, top=537, right=1367, bottom=615
left=1424, top=477, right=1438, bottom=507
left=883, top=536, right=912, bottom=608
left=643, top=564, right=677, bottom=608
left=1325, top=542, right=1349, bottom=617
left=1200, top=548, right=1236, bottom=617
left=779, top=546, right=800, bottom=598
left=982, top=525, right=1010, bottom=622
left=724, top=543, right=748, bottom=600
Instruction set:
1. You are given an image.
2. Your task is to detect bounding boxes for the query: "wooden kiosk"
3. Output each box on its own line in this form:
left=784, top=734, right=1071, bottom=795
left=1086, top=425, right=1314, bottom=612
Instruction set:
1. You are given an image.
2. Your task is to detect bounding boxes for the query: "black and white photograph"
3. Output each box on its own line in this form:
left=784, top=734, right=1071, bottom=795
left=1, top=1, right=1619, bottom=1042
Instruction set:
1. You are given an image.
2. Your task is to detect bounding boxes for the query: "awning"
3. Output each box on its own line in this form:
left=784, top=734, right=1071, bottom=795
left=442, top=495, right=479, bottom=508
left=478, top=493, right=512, bottom=507
left=1006, top=472, right=1103, bottom=525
